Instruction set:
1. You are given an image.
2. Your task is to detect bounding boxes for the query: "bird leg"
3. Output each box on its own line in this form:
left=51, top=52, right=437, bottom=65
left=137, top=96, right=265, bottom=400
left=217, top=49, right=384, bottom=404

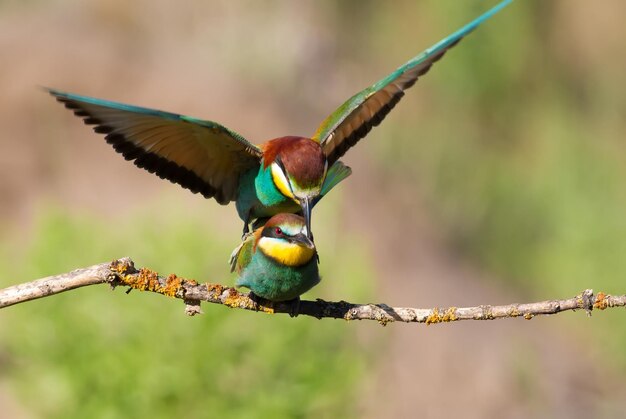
left=247, top=293, right=300, bottom=317
left=251, top=217, right=270, bottom=231
left=247, top=291, right=273, bottom=312
left=285, top=297, right=301, bottom=318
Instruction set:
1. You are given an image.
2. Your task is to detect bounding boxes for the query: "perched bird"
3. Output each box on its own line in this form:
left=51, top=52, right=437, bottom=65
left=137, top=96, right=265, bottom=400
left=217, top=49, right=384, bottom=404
left=230, top=213, right=319, bottom=303
left=46, top=0, right=511, bottom=238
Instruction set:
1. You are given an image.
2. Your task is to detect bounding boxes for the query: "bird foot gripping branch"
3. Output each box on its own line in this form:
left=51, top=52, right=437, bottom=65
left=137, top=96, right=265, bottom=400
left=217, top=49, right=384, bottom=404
left=2, top=258, right=626, bottom=322
left=46, top=1, right=515, bottom=307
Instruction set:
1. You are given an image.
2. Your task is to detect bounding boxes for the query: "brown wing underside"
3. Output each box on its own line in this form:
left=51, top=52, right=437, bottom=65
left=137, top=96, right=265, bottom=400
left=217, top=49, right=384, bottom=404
left=52, top=91, right=262, bottom=204
left=320, top=41, right=459, bottom=166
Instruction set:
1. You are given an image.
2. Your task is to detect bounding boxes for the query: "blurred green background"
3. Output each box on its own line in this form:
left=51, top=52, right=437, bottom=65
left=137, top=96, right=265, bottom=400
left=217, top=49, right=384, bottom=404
left=1, top=0, right=626, bottom=417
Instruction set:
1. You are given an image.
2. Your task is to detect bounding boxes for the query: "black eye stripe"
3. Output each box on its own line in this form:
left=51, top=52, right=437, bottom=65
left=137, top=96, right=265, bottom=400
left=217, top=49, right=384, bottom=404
left=275, top=156, right=287, bottom=173
left=262, top=225, right=289, bottom=239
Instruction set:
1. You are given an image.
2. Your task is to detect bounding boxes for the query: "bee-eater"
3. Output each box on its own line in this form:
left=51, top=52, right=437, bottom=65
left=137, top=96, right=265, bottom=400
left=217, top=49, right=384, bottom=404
left=230, top=213, right=319, bottom=302
left=47, top=0, right=512, bottom=238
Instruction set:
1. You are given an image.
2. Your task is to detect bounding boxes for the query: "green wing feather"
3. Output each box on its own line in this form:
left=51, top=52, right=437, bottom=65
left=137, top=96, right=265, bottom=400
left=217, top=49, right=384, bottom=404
left=312, top=0, right=513, bottom=165
left=311, top=160, right=352, bottom=208
left=229, top=233, right=254, bottom=273
left=48, top=88, right=262, bottom=205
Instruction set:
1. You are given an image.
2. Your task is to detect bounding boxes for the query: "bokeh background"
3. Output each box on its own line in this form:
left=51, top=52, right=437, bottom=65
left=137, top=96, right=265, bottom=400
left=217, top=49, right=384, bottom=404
left=1, top=0, right=626, bottom=417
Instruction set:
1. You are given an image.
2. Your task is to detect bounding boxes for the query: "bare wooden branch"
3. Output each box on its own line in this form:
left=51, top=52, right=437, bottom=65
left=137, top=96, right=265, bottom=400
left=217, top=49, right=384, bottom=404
left=1, top=257, right=625, bottom=325
left=0, top=262, right=113, bottom=308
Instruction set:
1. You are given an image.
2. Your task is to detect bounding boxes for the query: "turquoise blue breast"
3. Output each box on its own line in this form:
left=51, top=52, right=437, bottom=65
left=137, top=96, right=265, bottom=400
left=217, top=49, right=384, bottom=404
left=235, top=250, right=320, bottom=301
left=236, top=165, right=299, bottom=221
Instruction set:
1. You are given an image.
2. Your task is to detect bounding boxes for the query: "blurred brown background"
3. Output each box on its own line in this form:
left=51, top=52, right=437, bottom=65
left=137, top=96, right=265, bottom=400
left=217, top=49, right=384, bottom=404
left=1, top=1, right=626, bottom=418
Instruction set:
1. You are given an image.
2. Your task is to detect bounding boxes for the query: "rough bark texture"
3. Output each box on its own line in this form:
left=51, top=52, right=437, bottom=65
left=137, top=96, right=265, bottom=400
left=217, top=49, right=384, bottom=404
left=1, top=258, right=624, bottom=324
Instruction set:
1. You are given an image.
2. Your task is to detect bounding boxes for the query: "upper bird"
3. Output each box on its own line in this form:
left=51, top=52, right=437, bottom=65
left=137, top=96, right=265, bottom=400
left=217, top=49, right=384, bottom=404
left=47, top=0, right=512, bottom=239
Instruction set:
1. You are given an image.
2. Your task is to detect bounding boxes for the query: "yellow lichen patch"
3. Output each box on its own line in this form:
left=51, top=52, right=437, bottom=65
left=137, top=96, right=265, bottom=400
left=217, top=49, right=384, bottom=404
left=162, top=274, right=183, bottom=298
left=110, top=259, right=132, bottom=275
left=206, top=283, right=225, bottom=297
left=594, top=292, right=608, bottom=310
left=376, top=314, right=390, bottom=326
left=442, top=307, right=458, bottom=322
left=222, top=288, right=243, bottom=308
left=222, top=289, right=274, bottom=313
left=250, top=297, right=275, bottom=314
left=508, top=307, right=521, bottom=317
left=109, top=261, right=198, bottom=300
left=114, top=266, right=190, bottom=299
left=524, top=313, right=534, bottom=320
left=342, top=307, right=356, bottom=321
left=119, top=268, right=159, bottom=293
left=425, top=308, right=441, bottom=325
left=120, top=268, right=155, bottom=291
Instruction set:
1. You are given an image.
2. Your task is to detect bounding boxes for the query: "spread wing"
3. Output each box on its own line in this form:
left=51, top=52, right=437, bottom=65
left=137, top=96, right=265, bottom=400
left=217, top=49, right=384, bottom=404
left=48, top=89, right=263, bottom=204
left=312, top=0, right=513, bottom=165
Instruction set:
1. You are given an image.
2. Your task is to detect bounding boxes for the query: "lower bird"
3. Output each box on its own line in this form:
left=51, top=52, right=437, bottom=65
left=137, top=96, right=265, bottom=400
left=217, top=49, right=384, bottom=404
left=230, top=213, right=319, bottom=304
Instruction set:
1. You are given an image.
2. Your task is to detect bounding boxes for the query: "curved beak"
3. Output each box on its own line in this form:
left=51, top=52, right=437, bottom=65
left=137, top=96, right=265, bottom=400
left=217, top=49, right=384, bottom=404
left=300, top=197, right=313, bottom=241
left=292, top=232, right=315, bottom=249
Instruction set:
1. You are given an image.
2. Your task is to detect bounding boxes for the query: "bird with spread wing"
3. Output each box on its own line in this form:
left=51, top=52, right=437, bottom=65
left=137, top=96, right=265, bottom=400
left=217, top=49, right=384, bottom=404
left=47, top=0, right=512, bottom=240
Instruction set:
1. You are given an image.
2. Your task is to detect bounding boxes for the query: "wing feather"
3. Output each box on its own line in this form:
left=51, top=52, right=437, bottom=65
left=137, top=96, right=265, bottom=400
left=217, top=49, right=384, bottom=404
left=48, top=89, right=262, bottom=204
left=313, top=0, right=513, bottom=165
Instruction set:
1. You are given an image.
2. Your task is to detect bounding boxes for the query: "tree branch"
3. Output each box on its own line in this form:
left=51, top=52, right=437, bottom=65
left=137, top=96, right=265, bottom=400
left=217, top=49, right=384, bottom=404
left=1, top=258, right=624, bottom=325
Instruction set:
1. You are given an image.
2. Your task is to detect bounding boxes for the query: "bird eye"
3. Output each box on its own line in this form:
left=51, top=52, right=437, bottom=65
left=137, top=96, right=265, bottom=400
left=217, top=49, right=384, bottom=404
left=275, top=227, right=283, bottom=236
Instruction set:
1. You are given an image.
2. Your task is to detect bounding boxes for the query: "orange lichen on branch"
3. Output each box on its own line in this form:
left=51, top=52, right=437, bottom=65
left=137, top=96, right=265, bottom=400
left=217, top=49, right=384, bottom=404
left=162, top=274, right=183, bottom=297
left=372, top=309, right=390, bottom=326
left=594, top=292, right=608, bottom=310
left=222, top=288, right=244, bottom=308
left=425, top=308, right=441, bottom=325
left=222, top=288, right=275, bottom=314
left=123, top=268, right=161, bottom=292
left=442, top=307, right=458, bottom=322
left=111, top=263, right=187, bottom=299
left=425, top=307, right=459, bottom=325
left=471, top=306, right=495, bottom=321
left=508, top=307, right=521, bottom=317
left=206, top=283, right=225, bottom=299
left=5, top=259, right=626, bottom=323
left=110, top=258, right=134, bottom=275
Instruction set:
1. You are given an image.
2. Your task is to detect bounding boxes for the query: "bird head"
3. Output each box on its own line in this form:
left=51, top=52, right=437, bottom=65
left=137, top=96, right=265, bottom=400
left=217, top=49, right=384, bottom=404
left=262, top=136, right=328, bottom=240
left=256, top=213, right=317, bottom=267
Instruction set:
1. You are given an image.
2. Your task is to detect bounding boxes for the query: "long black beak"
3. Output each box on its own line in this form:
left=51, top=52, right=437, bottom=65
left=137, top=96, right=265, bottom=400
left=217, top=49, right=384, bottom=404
left=292, top=232, right=315, bottom=249
left=300, top=197, right=313, bottom=241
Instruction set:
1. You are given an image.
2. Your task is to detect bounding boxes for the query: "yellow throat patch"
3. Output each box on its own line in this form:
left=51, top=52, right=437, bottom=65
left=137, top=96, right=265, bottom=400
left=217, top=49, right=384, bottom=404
left=258, top=237, right=315, bottom=267
left=270, top=162, right=295, bottom=199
